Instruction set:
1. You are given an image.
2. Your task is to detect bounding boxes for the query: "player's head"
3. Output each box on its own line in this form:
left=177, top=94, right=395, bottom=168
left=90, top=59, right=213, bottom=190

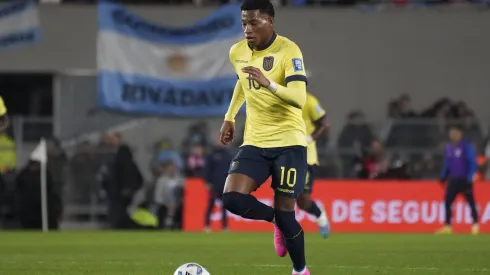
left=241, top=0, right=275, bottom=49
left=449, top=125, right=463, bottom=143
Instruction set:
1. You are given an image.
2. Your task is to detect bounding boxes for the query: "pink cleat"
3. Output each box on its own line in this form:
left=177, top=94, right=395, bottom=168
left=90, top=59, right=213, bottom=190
left=273, top=224, right=288, bottom=257
left=292, top=267, right=310, bottom=275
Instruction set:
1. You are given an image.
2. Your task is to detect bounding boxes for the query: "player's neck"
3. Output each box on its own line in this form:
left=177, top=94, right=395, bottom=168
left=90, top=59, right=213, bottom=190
left=250, top=32, right=277, bottom=51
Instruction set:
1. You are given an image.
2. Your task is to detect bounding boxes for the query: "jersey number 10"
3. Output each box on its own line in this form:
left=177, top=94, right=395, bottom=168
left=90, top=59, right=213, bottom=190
left=248, top=74, right=261, bottom=90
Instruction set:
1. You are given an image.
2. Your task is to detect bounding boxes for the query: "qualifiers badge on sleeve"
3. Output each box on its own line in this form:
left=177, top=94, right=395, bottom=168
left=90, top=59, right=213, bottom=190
left=292, top=58, right=303, bottom=72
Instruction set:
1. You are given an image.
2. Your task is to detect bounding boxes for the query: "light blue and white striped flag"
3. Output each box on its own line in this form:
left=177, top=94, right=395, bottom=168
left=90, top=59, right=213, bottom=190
left=0, top=1, right=40, bottom=50
left=97, top=2, right=243, bottom=116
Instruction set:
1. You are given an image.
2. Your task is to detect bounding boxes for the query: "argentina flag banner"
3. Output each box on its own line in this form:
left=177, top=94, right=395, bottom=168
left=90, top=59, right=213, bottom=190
left=97, top=2, right=243, bottom=116
left=0, top=1, right=40, bottom=50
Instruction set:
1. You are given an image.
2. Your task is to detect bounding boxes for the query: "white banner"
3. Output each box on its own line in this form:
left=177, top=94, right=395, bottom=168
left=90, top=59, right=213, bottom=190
left=97, top=2, right=242, bottom=116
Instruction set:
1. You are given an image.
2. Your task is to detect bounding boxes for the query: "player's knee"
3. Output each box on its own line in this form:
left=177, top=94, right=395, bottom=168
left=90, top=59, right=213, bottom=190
left=274, top=195, right=296, bottom=212
left=274, top=208, right=302, bottom=239
left=221, top=192, right=245, bottom=215
left=224, top=174, right=257, bottom=194
left=296, top=195, right=310, bottom=210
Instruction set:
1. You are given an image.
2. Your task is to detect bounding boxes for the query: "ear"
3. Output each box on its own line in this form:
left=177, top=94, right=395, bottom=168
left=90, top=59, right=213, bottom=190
left=269, top=17, right=274, bottom=25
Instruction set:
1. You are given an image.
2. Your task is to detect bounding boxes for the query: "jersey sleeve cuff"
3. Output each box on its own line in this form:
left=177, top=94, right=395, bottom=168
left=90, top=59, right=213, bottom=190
left=224, top=113, right=235, bottom=122
left=285, top=74, right=308, bottom=85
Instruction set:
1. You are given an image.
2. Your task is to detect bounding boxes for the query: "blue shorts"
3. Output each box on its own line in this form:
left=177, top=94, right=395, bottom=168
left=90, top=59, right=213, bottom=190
left=304, top=165, right=317, bottom=194
left=228, top=145, right=307, bottom=198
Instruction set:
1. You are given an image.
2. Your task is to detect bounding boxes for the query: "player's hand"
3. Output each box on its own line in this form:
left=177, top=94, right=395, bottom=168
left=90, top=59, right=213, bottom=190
left=220, top=120, right=235, bottom=145
left=241, top=66, right=270, bottom=87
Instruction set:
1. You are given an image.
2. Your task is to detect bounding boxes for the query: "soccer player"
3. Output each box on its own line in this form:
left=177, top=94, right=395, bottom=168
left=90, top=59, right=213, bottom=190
left=297, top=92, right=330, bottom=238
left=220, top=0, right=310, bottom=274
left=436, top=126, right=479, bottom=235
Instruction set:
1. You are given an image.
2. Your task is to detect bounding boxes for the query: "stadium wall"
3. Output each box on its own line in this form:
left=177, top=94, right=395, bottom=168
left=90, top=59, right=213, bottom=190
left=1, top=6, right=489, bottom=133
left=184, top=179, right=490, bottom=233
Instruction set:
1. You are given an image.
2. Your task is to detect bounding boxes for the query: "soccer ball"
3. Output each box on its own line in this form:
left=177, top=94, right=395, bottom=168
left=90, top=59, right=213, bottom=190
left=173, top=263, right=210, bottom=275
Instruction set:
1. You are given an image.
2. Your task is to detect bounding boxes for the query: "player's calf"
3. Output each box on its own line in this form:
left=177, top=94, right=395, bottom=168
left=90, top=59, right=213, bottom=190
left=222, top=174, right=275, bottom=222
left=297, top=195, right=321, bottom=217
left=274, top=197, right=307, bottom=274
left=297, top=194, right=330, bottom=238
left=222, top=191, right=274, bottom=222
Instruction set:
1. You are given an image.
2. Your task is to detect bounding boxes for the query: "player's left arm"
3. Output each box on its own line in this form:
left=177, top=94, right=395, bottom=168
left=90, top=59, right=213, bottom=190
left=270, top=44, right=308, bottom=109
left=465, top=143, right=478, bottom=182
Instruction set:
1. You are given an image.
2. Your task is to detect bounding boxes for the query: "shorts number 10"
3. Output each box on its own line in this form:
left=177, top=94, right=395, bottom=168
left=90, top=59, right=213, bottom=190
left=280, top=166, right=297, bottom=187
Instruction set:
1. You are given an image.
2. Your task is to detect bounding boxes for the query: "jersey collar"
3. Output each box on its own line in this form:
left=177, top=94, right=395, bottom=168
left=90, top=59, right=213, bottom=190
left=249, top=32, right=277, bottom=51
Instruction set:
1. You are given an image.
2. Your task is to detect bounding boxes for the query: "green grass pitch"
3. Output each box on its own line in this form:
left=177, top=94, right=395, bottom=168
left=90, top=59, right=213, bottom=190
left=0, top=232, right=489, bottom=275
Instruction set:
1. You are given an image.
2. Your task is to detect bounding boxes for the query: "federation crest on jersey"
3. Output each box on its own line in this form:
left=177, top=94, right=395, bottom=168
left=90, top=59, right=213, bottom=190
left=263, top=56, right=274, bottom=71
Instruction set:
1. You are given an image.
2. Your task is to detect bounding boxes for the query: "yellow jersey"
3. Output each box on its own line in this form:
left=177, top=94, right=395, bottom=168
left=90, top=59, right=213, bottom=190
left=229, top=34, right=307, bottom=148
left=302, top=93, right=326, bottom=165
left=0, top=96, right=6, bottom=116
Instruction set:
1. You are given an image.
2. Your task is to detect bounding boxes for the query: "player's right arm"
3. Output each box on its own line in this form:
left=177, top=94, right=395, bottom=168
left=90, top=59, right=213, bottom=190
left=221, top=46, right=246, bottom=145
left=270, top=43, right=308, bottom=109
left=221, top=82, right=245, bottom=145
left=224, top=81, right=245, bottom=123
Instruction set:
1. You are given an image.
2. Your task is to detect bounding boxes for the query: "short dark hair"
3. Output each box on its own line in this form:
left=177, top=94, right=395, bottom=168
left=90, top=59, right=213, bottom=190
left=241, top=0, right=275, bottom=17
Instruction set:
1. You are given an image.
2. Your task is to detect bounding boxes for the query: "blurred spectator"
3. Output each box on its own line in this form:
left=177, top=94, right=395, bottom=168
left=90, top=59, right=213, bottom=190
left=457, top=111, right=483, bottom=147
left=99, top=133, right=143, bottom=229
left=337, top=110, right=374, bottom=149
left=421, top=98, right=452, bottom=118
left=451, top=101, right=469, bottom=118
left=388, top=100, right=402, bottom=119
left=398, top=94, right=417, bottom=118
left=316, top=153, right=340, bottom=178
left=475, top=152, right=486, bottom=182
left=15, top=160, right=61, bottom=230
left=151, top=138, right=183, bottom=178
left=374, top=158, right=410, bottom=180
left=203, top=135, right=232, bottom=232
left=412, top=152, right=442, bottom=179
left=0, top=130, right=16, bottom=174
left=185, top=144, right=206, bottom=177
left=353, top=139, right=387, bottom=179
left=46, top=137, right=67, bottom=198
left=154, top=161, right=184, bottom=230
left=181, top=121, right=211, bottom=150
